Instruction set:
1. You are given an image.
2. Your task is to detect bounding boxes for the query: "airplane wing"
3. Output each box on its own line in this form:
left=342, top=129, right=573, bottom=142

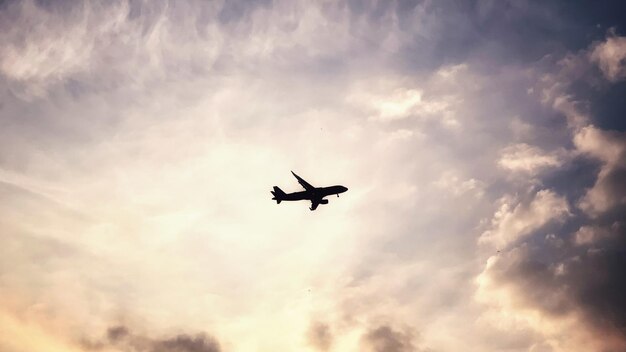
left=309, top=200, right=319, bottom=211
left=291, top=171, right=315, bottom=191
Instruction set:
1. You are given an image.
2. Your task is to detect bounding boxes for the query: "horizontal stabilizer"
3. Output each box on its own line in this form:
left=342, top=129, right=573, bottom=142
left=271, top=186, right=286, bottom=204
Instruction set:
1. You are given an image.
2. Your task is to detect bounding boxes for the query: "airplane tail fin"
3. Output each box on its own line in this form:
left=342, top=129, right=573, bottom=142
left=271, top=186, right=286, bottom=204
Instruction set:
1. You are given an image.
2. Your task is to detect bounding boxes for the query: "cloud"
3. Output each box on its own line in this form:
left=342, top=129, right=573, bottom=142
left=573, top=223, right=621, bottom=246
left=1, top=1, right=626, bottom=351
left=86, top=325, right=221, bottom=352
left=360, top=325, right=419, bottom=352
left=479, top=190, right=570, bottom=248
left=498, top=143, right=566, bottom=175
left=346, top=68, right=464, bottom=127
left=0, top=0, right=133, bottom=98
left=574, top=126, right=626, bottom=216
left=478, top=218, right=626, bottom=352
left=476, top=250, right=621, bottom=352
left=306, top=321, right=333, bottom=351
left=433, top=171, right=484, bottom=198
left=477, top=33, right=626, bottom=352
left=590, top=33, right=626, bottom=81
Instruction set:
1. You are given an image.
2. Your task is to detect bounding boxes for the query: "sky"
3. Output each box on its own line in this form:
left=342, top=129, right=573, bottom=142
left=1, top=1, right=626, bottom=351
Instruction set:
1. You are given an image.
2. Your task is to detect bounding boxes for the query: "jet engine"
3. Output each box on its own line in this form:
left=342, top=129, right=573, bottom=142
left=319, top=199, right=329, bottom=204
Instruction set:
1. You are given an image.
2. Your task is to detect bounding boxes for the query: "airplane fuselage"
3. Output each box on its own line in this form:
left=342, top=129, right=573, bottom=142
left=280, top=185, right=347, bottom=202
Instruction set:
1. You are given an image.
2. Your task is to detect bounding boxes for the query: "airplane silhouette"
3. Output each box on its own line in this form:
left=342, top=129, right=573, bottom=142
left=271, top=171, right=348, bottom=211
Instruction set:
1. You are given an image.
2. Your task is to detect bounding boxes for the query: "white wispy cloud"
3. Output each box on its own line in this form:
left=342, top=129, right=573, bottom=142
left=498, top=143, right=567, bottom=174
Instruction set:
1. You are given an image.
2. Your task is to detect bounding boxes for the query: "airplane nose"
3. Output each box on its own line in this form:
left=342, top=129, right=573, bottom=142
left=343, top=186, right=348, bottom=192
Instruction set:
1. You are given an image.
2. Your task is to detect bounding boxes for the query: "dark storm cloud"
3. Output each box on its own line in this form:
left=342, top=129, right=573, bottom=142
left=361, top=325, right=425, bottom=352
left=107, top=325, right=130, bottom=342
left=86, top=325, right=221, bottom=352
left=490, top=216, right=626, bottom=333
left=307, top=321, right=333, bottom=351
left=153, top=334, right=220, bottom=352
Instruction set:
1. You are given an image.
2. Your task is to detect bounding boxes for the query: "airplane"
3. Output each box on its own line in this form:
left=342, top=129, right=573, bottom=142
left=271, top=171, right=348, bottom=211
